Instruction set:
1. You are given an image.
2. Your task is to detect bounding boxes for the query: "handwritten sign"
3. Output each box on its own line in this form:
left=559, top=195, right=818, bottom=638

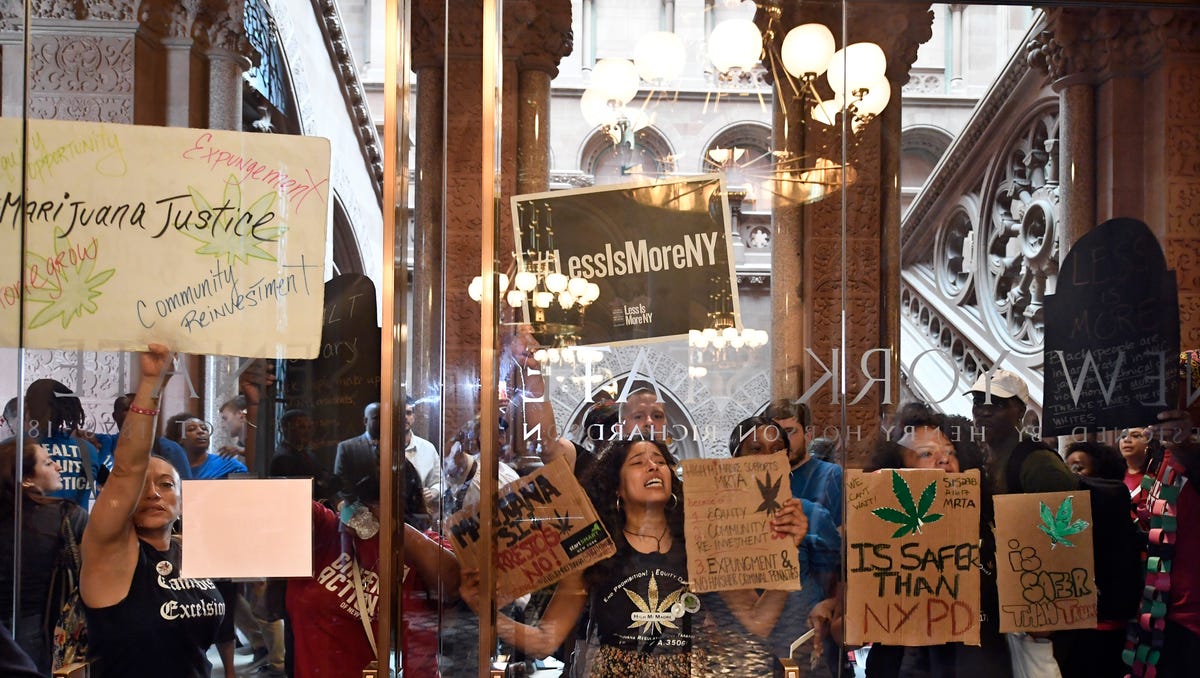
left=511, top=176, right=738, bottom=347
left=446, top=457, right=615, bottom=601
left=0, top=118, right=330, bottom=357
left=680, top=452, right=800, bottom=593
left=1043, top=217, right=1180, bottom=435
left=845, top=469, right=981, bottom=647
left=993, top=491, right=1097, bottom=633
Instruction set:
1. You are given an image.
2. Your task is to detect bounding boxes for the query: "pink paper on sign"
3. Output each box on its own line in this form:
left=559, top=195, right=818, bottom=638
left=180, top=479, right=313, bottom=578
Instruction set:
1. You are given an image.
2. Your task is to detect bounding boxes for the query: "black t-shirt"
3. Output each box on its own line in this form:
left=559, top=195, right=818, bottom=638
left=589, top=542, right=698, bottom=654
left=84, top=539, right=225, bottom=677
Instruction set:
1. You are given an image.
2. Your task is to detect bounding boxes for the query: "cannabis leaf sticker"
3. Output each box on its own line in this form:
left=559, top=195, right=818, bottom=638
left=1038, top=496, right=1089, bottom=549
left=755, top=471, right=783, bottom=516
left=872, top=471, right=944, bottom=538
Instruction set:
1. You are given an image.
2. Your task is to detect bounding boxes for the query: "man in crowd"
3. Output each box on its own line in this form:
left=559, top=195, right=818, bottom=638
left=405, top=397, right=442, bottom=506
left=766, top=398, right=843, bottom=527
left=23, top=379, right=101, bottom=508
left=272, top=408, right=334, bottom=503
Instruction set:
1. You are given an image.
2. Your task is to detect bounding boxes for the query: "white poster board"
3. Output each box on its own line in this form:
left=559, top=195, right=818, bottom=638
left=1, top=118, right=330, bottom=358
left=181, top=479, right=313, bottom=578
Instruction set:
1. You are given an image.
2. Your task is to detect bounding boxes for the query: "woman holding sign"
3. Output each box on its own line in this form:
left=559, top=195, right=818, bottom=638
left=861, top=406, right=1012, bottom=678
left=460, top=438, right=809, bottom=676
left=80, top=345, right=227, bottom=677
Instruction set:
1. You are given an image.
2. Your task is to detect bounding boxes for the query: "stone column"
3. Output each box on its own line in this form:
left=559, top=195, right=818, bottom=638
left=766, top=2, right=932, bottom=463
left=1030, top=7, right=1200, bottom=349
left=193, top=2, right=252, bottom=131
left=137, top=0, right=200, bottom=127
left=409, top=0, right=571, bottom=446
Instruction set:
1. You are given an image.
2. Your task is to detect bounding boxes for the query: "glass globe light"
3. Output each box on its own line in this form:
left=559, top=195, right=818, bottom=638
left=561, top=348, right=576, bottom=365
left=580, top=87, right=616, bottom=128
left=780, top=23, right=835, bottom=78
left=722, top=327, right=738, bottom=340
left=567, top=277, right=589, bottom=297
left=506, top=289, right=526, bottom=308
left=558, top=291, right=575, bottom=309
left=533, top=291, right=554, bottom=308
left=545, top=348, right=560, bottom=363
left=711, top=335, right=727, bottom=350
left=498, top=273, right=509, bottom=291
left=689, top=329, right=703, bottom=347
left=826, top=42, right=886, bottom=96
left=810, top=95, right=844, bottom=126
left=533, top=349, right=547, bottom=362
left=702, top=327, right=718, bottom=340
left=583, top=283, right=601, bottom=302
left=852, top=75, right=891, bottom=117
left=634, top=32, right=686, bottom=83
left=468, top=276, right=483, bottom=302
left=514, top=270, right=538, bottom=292
left=708, top=19, right=762, bottom=73
left=591, top=58, right=640, bottom=106
left=730, top=335, right=745, bottom=349
left=545, top=272, right=568, bottom=293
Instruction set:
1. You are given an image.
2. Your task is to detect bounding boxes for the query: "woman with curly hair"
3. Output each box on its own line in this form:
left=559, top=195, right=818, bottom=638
left=460, top=438, right=808, bottom=677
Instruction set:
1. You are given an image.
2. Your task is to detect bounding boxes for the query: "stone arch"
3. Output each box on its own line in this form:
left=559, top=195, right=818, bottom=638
left=579, top=124, right=676, bottom=183
left=700, top=121, right=772, bottom=174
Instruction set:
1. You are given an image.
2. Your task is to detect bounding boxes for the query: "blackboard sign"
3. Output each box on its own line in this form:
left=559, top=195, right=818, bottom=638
left=281, top=274, right=381, bottom=469
left=1042, top=218, right=1179, bottom=436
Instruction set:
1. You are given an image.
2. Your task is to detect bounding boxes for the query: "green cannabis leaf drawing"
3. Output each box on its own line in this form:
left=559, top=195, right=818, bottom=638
left=755, top=471, right=783, bottom=516
left=1038, top=496, right=1090, bottom=549
left=872, top=471, right=944, bottom=538
left=25, top=229, right=116, bottom=330
left=183, top=175, right=284, bottom=264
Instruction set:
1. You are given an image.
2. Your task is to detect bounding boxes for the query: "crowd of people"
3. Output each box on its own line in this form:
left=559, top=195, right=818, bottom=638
left=1, top=340, right=1197, bottom=678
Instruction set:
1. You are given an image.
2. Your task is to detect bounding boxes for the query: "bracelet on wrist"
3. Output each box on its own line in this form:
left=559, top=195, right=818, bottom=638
left=128, top=404, right=160, bottom=416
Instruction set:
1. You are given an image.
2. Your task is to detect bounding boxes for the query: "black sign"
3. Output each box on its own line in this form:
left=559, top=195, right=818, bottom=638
left=281, top=274, right=381, bottom=468
left=1042, top=218, right=1180, bottom=435
left=511, top=176, right=738, bottom=346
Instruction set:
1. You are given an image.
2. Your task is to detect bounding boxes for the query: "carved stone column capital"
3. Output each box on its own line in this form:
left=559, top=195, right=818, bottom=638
left=1027, top=8, right=1200, bottom=85
left=411, top=0, right=447, bottom=72
left=508, top=0, right=572, bottom=77
left=193, top=0, right=253, bottom=63
left=139, top=0, right=200, bottom=41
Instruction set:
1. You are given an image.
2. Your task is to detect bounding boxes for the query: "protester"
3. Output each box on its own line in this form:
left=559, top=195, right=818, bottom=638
left=0, top=438, right=88, bottom=673
left=81, top=345, right=226, bottom=676
left=459, top=439, right=808, bottom=676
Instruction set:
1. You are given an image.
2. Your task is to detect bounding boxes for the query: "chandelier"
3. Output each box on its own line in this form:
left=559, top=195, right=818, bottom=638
left=468, top=203, right=601, bottom=349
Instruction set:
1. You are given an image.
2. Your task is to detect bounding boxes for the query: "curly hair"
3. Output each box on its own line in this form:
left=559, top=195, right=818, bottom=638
left=581, top=439, right=684, bottom=589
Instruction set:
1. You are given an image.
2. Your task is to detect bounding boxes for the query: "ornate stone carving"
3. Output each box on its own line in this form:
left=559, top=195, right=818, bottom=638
left=510, top=0, right=571, bottom=76
left=28, top=0, right=137, bottom=21
left=1027, top=8, right=1200, bottom=84
left=139, top=0, right=199, bottom=40
left=310, top=0, right=384, bottom=199
left=192, top=0, right=252, bottom=59
left=30, top=35, right=134, bottom=93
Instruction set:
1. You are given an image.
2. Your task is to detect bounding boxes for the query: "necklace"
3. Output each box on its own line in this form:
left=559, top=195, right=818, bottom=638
left=623, top=524, right=670, bottom=553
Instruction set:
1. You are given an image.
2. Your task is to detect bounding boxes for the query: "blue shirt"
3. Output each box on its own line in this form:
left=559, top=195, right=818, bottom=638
left=190, top=453, right=247, bottom=480
left=42, top=432, right=100, bottom=508
left=97, top=435, right=192, bottom=481
left=790, top=458, right=843, bottom=526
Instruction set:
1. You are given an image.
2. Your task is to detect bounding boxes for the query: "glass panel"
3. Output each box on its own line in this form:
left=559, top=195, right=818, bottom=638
left=3, top=1, right=413, bottom=676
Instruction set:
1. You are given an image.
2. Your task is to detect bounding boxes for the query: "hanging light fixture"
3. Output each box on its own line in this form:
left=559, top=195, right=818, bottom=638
left=581, top=58, right=650, bottom=148
left=469, top=202, right=601, bottom=349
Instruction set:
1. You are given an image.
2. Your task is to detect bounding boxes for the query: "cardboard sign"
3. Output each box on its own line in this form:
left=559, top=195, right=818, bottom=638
left=510, top=176, right=738, bottom=346
left=0, top=118, right=330, bottom=358
left=993, top=491, right=1097, bottom=633
left=681, top=452, right=800, bottom=593
left=181, top=478, right=313, bottom=578
left=845, top=469, right=982, bottom=646
left=281, top=274, right=381, bottom=468
left=1043, top=217, right=1180, bottom=435
left=446, top=457, right=615, bottom=601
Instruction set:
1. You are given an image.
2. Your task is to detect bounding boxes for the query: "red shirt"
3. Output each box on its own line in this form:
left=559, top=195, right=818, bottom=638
left=287, top=503, right=379, bottom=678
